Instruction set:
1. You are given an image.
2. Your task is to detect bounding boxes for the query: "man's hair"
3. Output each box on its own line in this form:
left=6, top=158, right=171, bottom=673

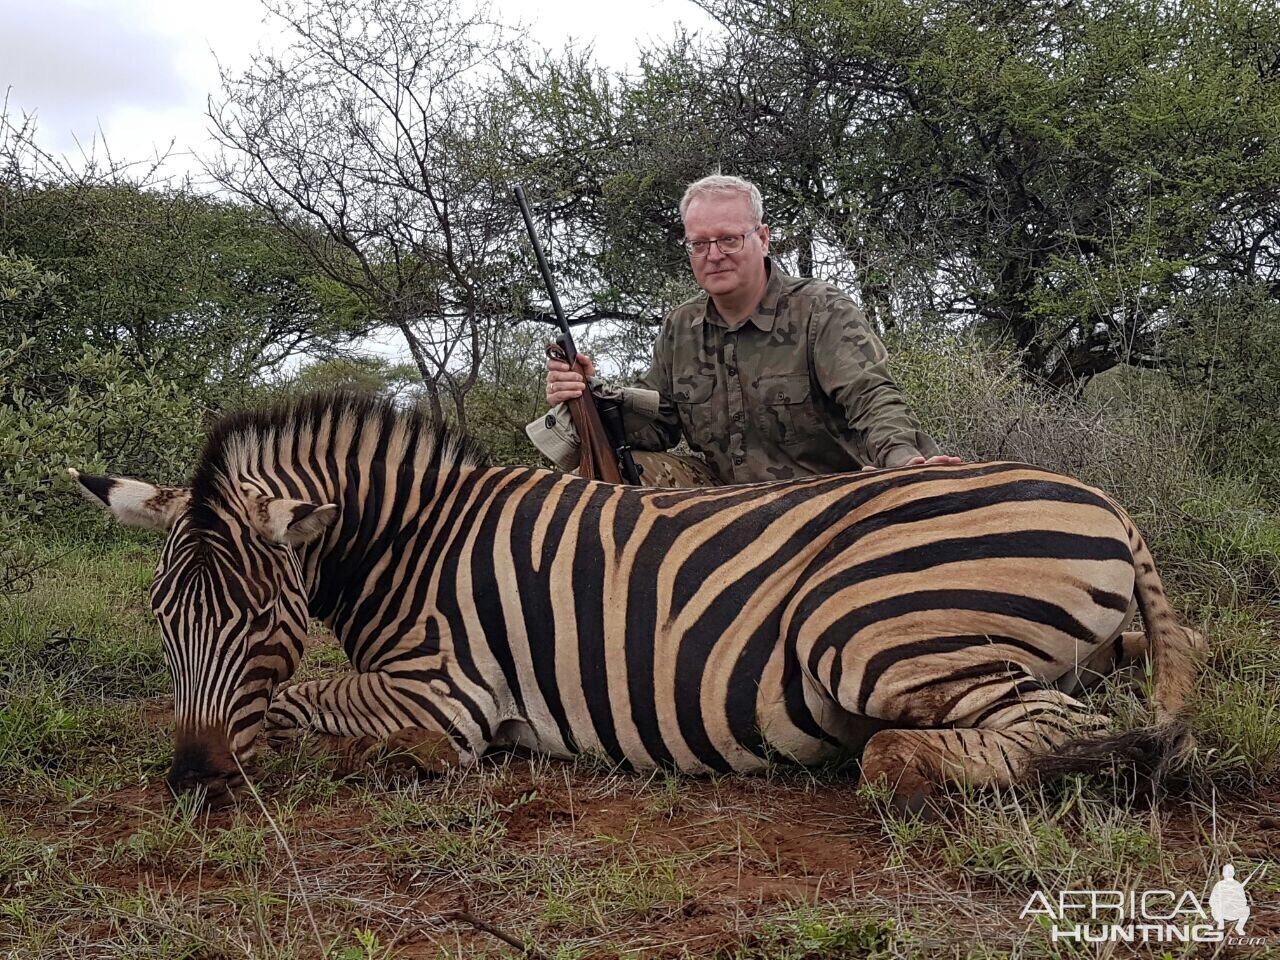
left=679, top=175, right=765, bottom=224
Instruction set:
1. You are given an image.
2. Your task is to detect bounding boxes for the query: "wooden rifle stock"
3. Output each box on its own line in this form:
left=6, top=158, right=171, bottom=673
left=556, top=346, right=623, bottom=483
left=514, top=186, right=638, bottom=484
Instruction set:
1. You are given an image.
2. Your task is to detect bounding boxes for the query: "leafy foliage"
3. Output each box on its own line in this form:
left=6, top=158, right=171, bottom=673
left=0, top=111, right=368, bottom=572
left=286, top=356, right=423, bottom=400
left=511, top=0, right=1280, bottom=390
left=1164, top=283, right=1280, bottom=476
left=458, top=327, right=549, bottom=465
left=0, top=183, right=354, bottom=401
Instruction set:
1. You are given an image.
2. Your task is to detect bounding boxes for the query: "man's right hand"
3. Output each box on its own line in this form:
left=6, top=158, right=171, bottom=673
left=546, top=352, right=596, bottom=405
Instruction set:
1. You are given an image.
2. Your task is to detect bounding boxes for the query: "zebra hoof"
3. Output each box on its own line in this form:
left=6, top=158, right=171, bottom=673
left=203, top=773, right=245, bottom=809
left=364, top=728, right=456, bottom=779
left=889, top=779, right=939, bottom=820
left=857, top=769, right=939, bottom=820
left=858, top=729, right=940, bottom=819
left=264, top=730, right=302, bottom=754
left=325, top=729, right=457, bottom=780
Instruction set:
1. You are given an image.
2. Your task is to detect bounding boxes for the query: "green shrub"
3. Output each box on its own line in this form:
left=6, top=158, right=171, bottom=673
left=1164, top=284, right=1280, bottom=482
left=1, top=346, right=204, bottom=528
left=461, top=378, right=546, bottom=466
left=0, top=251, right=207, bottom=565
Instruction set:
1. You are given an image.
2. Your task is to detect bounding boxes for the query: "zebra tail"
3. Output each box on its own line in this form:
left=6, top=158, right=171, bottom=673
left=1031, top=726, right=1188, bottom=784
left=1035, top=504, right=1207, bottom=783
left=1131, top=534, right=1207, bottom=732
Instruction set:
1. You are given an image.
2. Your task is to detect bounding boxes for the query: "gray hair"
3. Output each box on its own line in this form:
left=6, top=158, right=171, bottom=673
left=679, top=175, right=764, bottom=224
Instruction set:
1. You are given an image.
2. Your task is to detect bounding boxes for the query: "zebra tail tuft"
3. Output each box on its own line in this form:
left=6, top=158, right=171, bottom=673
left=1030, top=720, right=1195, bottom=786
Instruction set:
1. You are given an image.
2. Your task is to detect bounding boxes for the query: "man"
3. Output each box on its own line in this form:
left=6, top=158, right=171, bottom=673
left=528, top=175, right=957, bottom=486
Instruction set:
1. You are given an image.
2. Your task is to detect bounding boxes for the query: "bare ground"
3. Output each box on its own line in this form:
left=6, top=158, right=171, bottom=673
left=5, top=715, right=1278, bottom=958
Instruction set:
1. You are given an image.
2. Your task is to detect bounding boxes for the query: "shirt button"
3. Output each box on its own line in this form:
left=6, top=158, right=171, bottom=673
left=727, top=367, right=737, bottom=377
left=545, top=414, right=556, bottom=429
left=733, top=412, right=744, bottom=423
left=734, top=454, right=745, bottom=465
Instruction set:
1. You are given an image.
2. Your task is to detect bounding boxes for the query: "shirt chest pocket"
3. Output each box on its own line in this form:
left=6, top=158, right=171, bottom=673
left=671, top=374, right=717, bottom=446
left=756, top=373, right=824, bottom=447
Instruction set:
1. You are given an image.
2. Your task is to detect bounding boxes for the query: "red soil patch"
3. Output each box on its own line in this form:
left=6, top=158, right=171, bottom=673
left=9, top=747, right=1279, bottom=957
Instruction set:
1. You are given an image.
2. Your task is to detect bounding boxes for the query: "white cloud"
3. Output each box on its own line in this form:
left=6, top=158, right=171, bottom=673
left=513, top=0, right=715, bottom=65
left=1, top=0, right=716, bottom=172
left=1, top=0, right=198, bottom=151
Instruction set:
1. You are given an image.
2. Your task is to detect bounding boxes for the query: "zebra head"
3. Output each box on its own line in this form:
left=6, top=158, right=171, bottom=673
left=71, top=469, right=337, bottom=803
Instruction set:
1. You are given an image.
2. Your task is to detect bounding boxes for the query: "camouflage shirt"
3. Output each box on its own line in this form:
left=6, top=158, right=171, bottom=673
left=620, top=259, right=938, bottom=483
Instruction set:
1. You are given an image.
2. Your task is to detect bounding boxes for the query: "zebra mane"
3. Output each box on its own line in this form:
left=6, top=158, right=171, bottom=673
left=189, top=391, right=488, bottom=524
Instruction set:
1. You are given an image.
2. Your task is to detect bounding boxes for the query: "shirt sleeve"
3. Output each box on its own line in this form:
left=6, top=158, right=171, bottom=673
left=812, top=298, right=940, bottom=467
left=525, top=321, right=684, bottom=466
left=524, top=403, right=580, bottom=471
left=620, top=319, right=684, bottom=452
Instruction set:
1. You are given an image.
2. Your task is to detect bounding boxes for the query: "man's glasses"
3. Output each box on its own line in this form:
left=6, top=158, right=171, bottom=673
left=683, top=228, right=759, bottom=258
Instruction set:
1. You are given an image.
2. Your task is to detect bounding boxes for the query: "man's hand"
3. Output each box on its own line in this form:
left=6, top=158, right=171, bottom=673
left=862, top=454, right=965, bottom=472
left=904, top=455, right=965, bottom=467
left=546, top=352, right=596, bottom=405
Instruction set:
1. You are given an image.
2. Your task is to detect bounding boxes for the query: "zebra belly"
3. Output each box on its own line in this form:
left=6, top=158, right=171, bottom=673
left=753, top=690, right=885, bottom=768
left=492, top=718, right=577, bottom=760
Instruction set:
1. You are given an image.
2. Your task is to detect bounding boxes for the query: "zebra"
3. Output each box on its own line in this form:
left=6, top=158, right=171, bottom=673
left=72, top=392, right=1204, bottom=810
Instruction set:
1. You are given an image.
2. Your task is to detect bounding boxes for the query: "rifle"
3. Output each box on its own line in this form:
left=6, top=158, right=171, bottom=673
left=514, top=186, right=641, bottom=484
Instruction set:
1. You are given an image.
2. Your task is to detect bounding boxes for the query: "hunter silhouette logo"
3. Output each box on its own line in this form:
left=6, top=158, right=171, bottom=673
left=1209, top=864, right=1250, bottom=935
left=1021, top=862, right=1267, bottom=945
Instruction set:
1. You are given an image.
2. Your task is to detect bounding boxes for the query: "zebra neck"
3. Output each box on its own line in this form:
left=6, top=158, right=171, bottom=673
left=298, top=462, right=512, bottom=659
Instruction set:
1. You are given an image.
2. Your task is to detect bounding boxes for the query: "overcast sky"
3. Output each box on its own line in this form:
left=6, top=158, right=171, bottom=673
left=1, top=0, right=718, bottom=181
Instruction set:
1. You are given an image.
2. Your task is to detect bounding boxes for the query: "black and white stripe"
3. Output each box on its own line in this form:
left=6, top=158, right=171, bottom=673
left=74, top=393, right=1204, bottom=804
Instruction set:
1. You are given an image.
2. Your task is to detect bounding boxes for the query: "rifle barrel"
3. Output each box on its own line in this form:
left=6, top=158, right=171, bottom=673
left=514, top=186, right=576, bottom=366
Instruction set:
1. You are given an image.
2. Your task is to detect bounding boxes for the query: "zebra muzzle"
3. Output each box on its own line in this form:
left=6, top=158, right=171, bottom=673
left=167, top=735, right=244, bottom=806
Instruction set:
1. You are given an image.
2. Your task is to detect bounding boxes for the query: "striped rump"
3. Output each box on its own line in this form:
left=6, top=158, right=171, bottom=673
left=73, top=392, right=1204, bottom=809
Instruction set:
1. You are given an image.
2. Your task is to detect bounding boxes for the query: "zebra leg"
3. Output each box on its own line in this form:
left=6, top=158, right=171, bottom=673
left=1056, top=630, right=1149, bottom=696
left=263, top=671, right=487, bottom=776
left=857, top=668, right=1108, bottom=814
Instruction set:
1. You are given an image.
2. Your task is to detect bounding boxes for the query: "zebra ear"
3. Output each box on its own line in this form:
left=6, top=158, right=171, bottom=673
left=241, top=486, right=338, bottom=547
left=69, top=469, right=190, bottom=531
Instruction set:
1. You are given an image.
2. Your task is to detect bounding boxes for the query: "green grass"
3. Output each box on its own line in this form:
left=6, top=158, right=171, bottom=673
left=726, top=905, right=902, bottom=959
left=0, top=535, right=172, bottom=802
left=1182, top=603, right=1280, bottom=784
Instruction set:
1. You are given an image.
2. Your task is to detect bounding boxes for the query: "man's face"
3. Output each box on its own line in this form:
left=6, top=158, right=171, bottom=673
left=683, top=194, right=769, bottom=301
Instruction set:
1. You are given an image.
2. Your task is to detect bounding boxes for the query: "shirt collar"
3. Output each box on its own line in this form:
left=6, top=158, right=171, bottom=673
left=698, top=257, right=787, bottom=332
